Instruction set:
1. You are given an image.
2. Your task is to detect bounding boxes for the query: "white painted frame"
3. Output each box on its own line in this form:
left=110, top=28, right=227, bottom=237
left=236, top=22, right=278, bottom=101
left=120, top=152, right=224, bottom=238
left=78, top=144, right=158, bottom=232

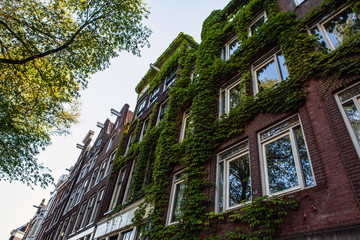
left=167, top=171, right=185, bottom=225
left=248, top=12, right=267, bottom=37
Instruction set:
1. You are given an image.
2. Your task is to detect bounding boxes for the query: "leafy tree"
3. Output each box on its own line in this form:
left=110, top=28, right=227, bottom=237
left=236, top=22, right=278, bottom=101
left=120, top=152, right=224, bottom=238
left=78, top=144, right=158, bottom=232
left=0, top=0, right=151, bottom=188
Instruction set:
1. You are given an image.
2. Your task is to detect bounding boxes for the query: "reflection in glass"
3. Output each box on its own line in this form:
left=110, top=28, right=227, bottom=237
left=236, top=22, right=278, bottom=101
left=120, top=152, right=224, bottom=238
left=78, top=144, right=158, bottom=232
left=256, top=59, right=279, bottom=92
left=294, top=126, right=315, bottom=187
left=250, top=15, right=266, bottom=36
left=277, top=53, right=289, bottom=80
left=344, top=100, right=360, bottom=144
left=218, top=162, right=224, bottom=212
left=265, top=135, right=299, bottom=194
left=229, top=39, right=240, bottom=58
left=122, top=230, right=134, bottom=240
left=228, top=154, right=251, bottom=207
left=220, top=90, right=226, bottom=115
left=324, top=8, right=360, bottom=49
left=310, top=26, right=330, bottom=53
left=229, top=84, right=242, bottom=111
left=171, top=182, right=184, bottom=223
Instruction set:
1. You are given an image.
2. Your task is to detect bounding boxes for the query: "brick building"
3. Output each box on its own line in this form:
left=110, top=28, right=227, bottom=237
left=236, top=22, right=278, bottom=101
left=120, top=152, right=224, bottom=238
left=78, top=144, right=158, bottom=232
left=31, top=0, right=360, bottom=239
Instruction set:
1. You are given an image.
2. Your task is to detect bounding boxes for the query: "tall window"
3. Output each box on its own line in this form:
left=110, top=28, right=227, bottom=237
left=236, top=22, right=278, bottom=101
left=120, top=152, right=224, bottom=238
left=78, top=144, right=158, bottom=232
left=126, top=132, right=135, bottom=152
left=97, top=160, right=107, bottom=182
left=109, top=167, right=127, bottom=211
left=123, top=161, right=136, bottom=203
left=217, top=140, right=251, bottom=212
left=248, top=12, right=267, bottom=37
left=89, top=189, right=104, bottom=224
left=106, top=135, right=115, bottom=152
left=167, top=171, right=185, bottom=225
left=88, top=167, right=98, bottom=190
left=136, top=99, right=147, bottom=118
left=105, top=151, right=116, bottom=176
left=219, top=79, right=244, bottom=116
left=81, top=196, right=95, bottom=228
left=309, top=6, right=359, bottom=52
left=335, top=83, right=360, bottom=157
left=180, top=111, right=191, bottom=142
left=121, top=229, right=134, bottom=240
left=73, top=202, right=86, bottom=233
left=140, top=118, right=150, bottom=141
left=164, top=68, right=177, bottom=90
left=157, top=99, right=169, bottom=124
left=148, top=87, right=160, bottom=107
left=259, top=115, right=315, bottom=196
left=64, top=213, right=76, bottom=238
left=252, top=50, right=288, bottom=94
left=222, top=36, right=240, bottom=60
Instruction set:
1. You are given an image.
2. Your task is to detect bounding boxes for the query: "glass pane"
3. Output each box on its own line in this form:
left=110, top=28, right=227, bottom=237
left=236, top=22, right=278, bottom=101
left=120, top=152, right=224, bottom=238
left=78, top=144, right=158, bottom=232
left=229, top=84, right=242, bottom=111
left=260, top=115, right=299, bottom=141
left=228, top=154, right=251, bottom=207
left=338, top=84, right=360, bottom=103
left=256, top=59, right=279, bottom=92
left=265, top=135, right=299, bottom=194
left=294, top=126, right=315, bottom=187
left=122, top=230, right=134, bottom=240
left=220, top=90, right=225, bottom=115
left=250, top=15, right=266, bottom=35
left=310, top=25, right=330, bottom=52
left=171, top=182, right=184, bottom=223
left=323, top=8, right=360, bottom=49
left=229, top=39, right=240, bottom=58
left=277, top=53, right=289, bottom=80
left=219, top=141, right=249, bottom=161
left=218, top=162, right=224, bottom=212
left=109, top=234, right=119, bottom=240
left=344, top=100, right=360, bottom=144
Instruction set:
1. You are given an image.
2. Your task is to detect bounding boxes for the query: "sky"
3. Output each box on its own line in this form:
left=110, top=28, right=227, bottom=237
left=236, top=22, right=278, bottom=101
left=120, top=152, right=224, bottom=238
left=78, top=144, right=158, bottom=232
left=0, top=1, right=230, bottom=239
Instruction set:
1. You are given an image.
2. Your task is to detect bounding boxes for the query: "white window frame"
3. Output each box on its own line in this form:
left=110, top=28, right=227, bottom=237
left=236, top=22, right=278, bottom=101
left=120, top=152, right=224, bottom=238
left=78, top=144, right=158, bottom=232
left=126, top=132, right=135, bottom=153
left=163, top=68, right=177, bottom=91
left=190, top=68, right=197, bottom=83
left=308, top=6, right=358, bottom=51
left=179, top=111, right=190, bottom=142
left=219, top=78, right=242, bottom=116
left=334, top=82, right=360, bottom=157
left=222, top=36, right=239, bottom=60
left=248, top=12, right=267, bottom=37
left=123, top=161, right=136, bottom=203
left=139, top=118, right=150, bottom=141
left=89, top=188, right=104, bottom=224
left=148, top=87, right=160, bottom=107
left=258, top=115, right=315, bottom=196
left=105, top=151, right=116, bottom=176
left=136, top=98, right=147, bottom=118
left=252, top=49, right=288, bottom=95
left=216, top=140, right=251, bottom=213
left=157, top=99, right=169, bottom=125
left=167, top=171, right=185, bottom=225
left=106, top=135, right=115, bottom=153
left=108, top=166, right=127, bottom=211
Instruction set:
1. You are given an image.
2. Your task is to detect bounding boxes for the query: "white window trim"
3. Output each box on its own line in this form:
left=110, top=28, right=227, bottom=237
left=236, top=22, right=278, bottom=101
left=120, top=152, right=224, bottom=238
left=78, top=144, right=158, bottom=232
left=122, top=161, right=136, bottom=203
left=106, top=135, right=116, bottom=153
left=136, top=98, right=147, bottom=118
left=167, top=171, right=185, bottom=225
left=148, top=87, right=160, bottom=107
left=251, top=49, right=288, bottom=95
left=258, top=115, right=315, bottom=197
left=163, top=69, right=177, bottom=92
left=179, top=111, right=190, bottom=142
left=216, top=141, right=251, bottom=213
left=334, top=82, right=360, bottom=157
left=219, top=78, right=241, bottom=116
left=108, top=166, right=126, bottom=211
left=222, top=35, right=239, bottom=60
left=156, top=99, right=169, bottom=125
left=139, top=118, right=150, bottom=141
left=126, top=132, right=134, bottom=153
left=248, top=12, right=267, bottom=37
left=308, top=6, right=356, bottom=51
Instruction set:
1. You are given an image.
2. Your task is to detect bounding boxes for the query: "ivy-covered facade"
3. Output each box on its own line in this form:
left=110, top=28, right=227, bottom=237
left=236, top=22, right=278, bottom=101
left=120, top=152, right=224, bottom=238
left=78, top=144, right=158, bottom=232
left=31, top=0, right=360, bottom=239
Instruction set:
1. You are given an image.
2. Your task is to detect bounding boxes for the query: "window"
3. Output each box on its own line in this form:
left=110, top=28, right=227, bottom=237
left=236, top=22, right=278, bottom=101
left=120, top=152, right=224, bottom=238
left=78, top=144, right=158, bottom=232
left=157, top=99, right=169, bottom=124
left=164, top=68, right=177, bottom=90
left=309, top=6, right=359, bottom=52
left=217, top=140, right=251, bottom=212
left=248, top=12, right=267, bottom=37
left=77, top=179, right=88, bottom=204
left=139, top=118, right=150, bottom=141
left=335, top=83, right=360, bottom=157
left=98, top=160, right=107, bottom=182
left=109, top=167, right=127, bottom=210
left=126, top=132, right=135, bottom=152
left=105, top=151, right=116, bottom=176
left=81, top=196, right=95, bottom=227
left=219, top=79, right=244, bottom=116
left=88, top=168, right=98, bottom=190
left=73, top=202, right=86, bottom=233
left=148, top=87, right=160, bottom=107
left=89, top=189, right=104, bottom=224
left=252, top=50, right=288, bottom=94
left=180, top=111, right=191, bottom=142
left=190, top=68, right=198, bottom=83
left=121, top=229, right=134, bottom=240
left=222, top=36, right=240, bottom=60
left=259, top=115, right=315, bottom=196
left=106, top=135, right=115, bottom=152
left=167, top=171, right=185, bottom=225
left=64, top=213, right=76, bottom=238
left=123, top=161, right=136, bottom=203
left=95, top=138, right=102, bottom=147
left=294, top=0, right=305, bottom=6
left=136, top=99, right=147, bottom=118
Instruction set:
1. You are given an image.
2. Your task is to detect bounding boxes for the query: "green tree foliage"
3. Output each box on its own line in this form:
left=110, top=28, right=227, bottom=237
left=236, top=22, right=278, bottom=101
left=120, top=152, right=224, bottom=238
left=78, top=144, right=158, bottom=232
left=0, top=0, right=151, bottom=188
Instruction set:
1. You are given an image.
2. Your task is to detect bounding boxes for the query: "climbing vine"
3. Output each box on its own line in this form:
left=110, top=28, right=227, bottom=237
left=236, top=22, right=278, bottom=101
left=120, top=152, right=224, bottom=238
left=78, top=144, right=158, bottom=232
left=112, top=0, right=360, bottom=239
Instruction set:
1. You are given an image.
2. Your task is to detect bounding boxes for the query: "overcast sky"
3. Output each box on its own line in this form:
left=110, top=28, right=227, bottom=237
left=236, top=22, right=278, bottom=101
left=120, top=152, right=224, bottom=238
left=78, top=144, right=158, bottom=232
left=0, top=1, right=230, bottom=239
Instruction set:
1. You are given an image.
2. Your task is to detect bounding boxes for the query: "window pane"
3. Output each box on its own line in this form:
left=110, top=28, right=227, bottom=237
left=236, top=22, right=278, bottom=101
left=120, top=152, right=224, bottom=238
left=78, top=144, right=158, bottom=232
left=228, top=154, right=251, bottom=207
left=218, top=162, right=224, bottom=212
left=229, top=39, right=240, bottom=57
left=265, top=135, right=299, bottom=194
left=277, top=53, right=288, bottom=80
left=250, top=15, right=266, bottom=35
left=220, top=90, right=226, bottom=115
left=338, top=84, right=360, bottom=103
left=171, top=182, right=184, bottom=223
left=344, top=100, right=360, bottom=144
left=310, top=26, right=330, bottom=52
left=256, top=59, right=279, bottom=92
left=109, top=234, right=119, bottom=240
left=323, top=8, right=360, bottom=48
left=122, top=230, right=134, bottom=240
left=294, top=126, right=315, bottom=187
left=229, top=84, right=242, bottom=111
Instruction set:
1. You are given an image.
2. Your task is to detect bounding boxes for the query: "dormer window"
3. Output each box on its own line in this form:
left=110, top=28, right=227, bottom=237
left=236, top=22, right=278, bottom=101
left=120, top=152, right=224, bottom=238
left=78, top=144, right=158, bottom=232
left=248, top=12, right=267, bottom=37
left=164, top=68, right=177, bottom=90
left=136, top=99, right=146, bottom=118
left=148, top=87, right=160, bottom=107
left=222, top=36, right=240, bottom=60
